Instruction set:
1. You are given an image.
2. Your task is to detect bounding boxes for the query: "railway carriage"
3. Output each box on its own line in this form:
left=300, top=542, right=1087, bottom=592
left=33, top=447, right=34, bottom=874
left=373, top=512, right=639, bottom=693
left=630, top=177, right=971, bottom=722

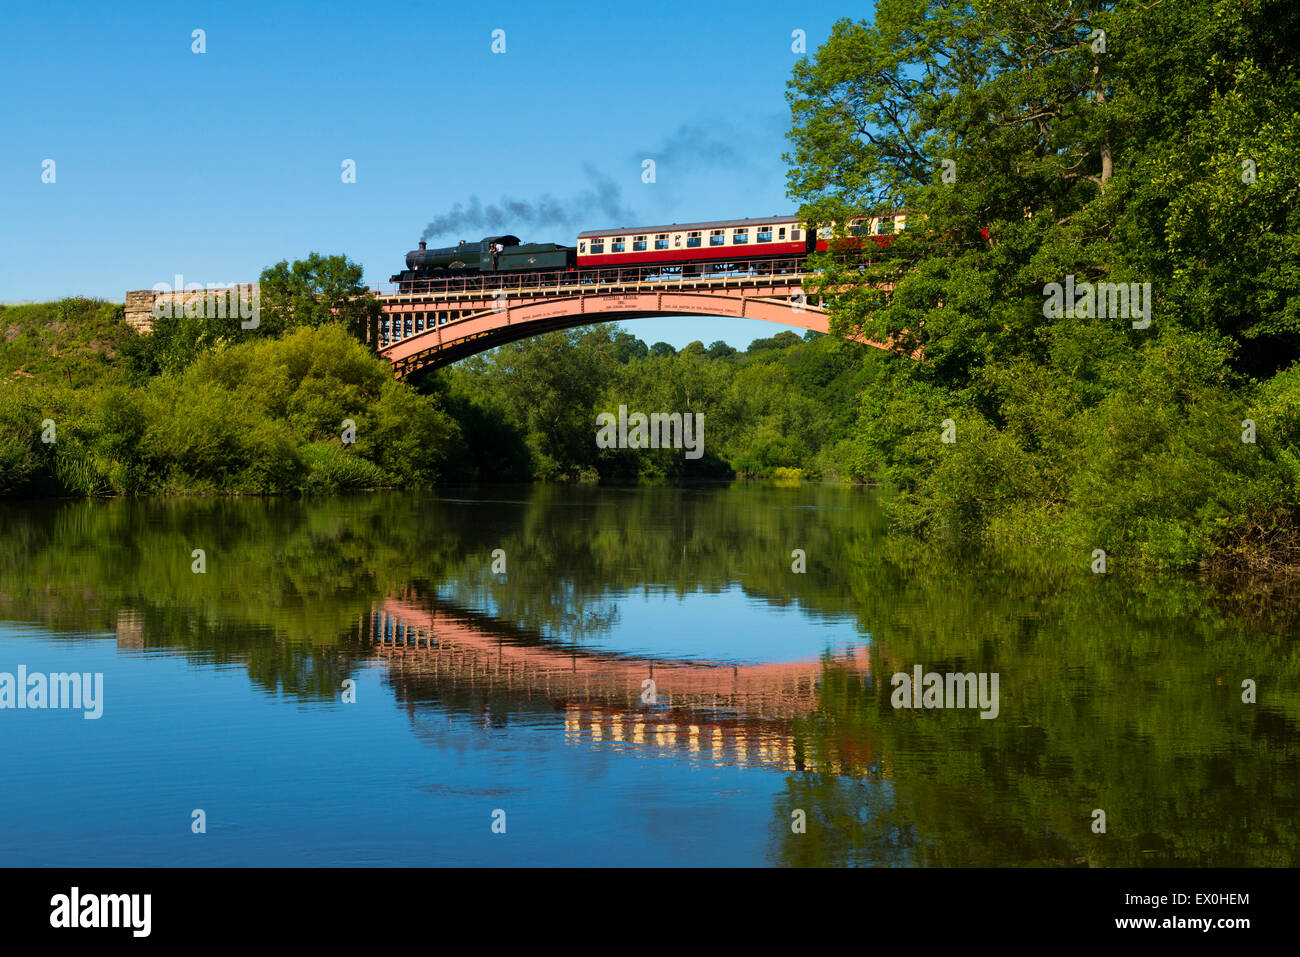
left=576, top=215, right=811, bottom=270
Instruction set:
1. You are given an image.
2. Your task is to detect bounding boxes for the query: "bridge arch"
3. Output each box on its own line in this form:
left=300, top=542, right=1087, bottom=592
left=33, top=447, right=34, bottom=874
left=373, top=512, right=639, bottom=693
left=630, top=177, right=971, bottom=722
left=373, top=265, right=887, bottom=376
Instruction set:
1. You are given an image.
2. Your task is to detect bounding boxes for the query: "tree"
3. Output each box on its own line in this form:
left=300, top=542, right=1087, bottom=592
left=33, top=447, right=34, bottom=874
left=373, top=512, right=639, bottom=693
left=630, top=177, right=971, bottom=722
left=258, top=253, right=382, bottom=341
left=439, top=324, right=625, bottom=480
left=786, top=0, right=1300, bottom=377
left=611, top=330, right=649, bottom=363
left=783, top=0, right=1300, bottom=568
left=747, top=331, right=801, bottom=354
left=650, top=341, right=676, bottom=357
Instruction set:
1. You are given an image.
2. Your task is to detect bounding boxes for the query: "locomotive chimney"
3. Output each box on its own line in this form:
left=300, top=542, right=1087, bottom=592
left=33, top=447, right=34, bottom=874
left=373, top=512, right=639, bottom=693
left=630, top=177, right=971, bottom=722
left=418, top=241, right=427, bottom=250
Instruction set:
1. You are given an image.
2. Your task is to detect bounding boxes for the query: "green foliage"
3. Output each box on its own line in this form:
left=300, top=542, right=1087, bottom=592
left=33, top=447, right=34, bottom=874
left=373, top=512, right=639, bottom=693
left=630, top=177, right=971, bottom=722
left=1253, top=362, right=1300, bottom=495
left=1, top=250, right=472, bottom=498
left=438, top=325, right=630, bottom=480
left=0, top=388, right=50, bottom=494
left=746, top=330, right=802, bottom=354
left=0, top=324, right=467, bottom=496
left=118, top=253, right=382, bottom=382
left=0, top=298, right=131, bottom=387
left=301, top=441, right=390, bottom=491
left=122, top=301, right=248, bottom=379
left=782, top=0, right=1300, bottom=571
left=434, top=323, right=877, bottom=483
left=361, top=376, right=471, bottom=486
left=258, top=252, right=382, bottom=340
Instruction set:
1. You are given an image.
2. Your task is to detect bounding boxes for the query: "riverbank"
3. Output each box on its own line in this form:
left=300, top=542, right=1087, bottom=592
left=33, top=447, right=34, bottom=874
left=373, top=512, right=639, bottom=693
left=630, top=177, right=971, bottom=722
left=3, top=296, right=1299, bottom=585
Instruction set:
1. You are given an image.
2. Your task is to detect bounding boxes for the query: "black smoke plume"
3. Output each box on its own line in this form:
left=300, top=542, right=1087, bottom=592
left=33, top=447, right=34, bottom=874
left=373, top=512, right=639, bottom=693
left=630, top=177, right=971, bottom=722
left=420, top=165, right=636, bottom=243
left=636, top=122, right=745, bottom=170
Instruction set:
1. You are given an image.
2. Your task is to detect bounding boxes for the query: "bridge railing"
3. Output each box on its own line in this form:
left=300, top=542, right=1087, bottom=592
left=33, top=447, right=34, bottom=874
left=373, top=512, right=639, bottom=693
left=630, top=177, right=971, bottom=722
left=372, top=256, right=817, bottom=299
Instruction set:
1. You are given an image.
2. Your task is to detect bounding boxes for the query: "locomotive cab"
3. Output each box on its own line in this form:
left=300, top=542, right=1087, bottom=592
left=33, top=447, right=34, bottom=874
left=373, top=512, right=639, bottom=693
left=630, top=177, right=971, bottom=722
left=479, top=235, right=521, bottom=271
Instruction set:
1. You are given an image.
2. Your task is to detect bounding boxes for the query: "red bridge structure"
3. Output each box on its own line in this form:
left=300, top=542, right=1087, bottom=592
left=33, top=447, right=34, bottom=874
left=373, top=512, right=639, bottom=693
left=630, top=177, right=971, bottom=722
left=366, top=592, right=879, bottom=777
left=369, top=257, right=889, bottom=376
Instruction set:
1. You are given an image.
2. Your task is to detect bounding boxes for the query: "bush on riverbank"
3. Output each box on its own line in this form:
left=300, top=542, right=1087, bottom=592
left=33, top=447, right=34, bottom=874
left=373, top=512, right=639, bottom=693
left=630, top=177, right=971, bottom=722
left=0, top=322, right=468, bottom=496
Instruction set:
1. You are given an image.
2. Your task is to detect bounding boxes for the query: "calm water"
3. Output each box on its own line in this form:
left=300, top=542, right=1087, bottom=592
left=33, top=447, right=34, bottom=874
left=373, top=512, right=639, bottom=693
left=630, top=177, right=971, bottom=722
left=0, top=485, right=1295, bottom=866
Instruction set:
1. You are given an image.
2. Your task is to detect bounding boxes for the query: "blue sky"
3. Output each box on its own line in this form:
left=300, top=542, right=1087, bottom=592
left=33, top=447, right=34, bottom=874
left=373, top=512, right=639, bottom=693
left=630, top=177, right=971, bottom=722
left=0, top=0, right=864, bottom=349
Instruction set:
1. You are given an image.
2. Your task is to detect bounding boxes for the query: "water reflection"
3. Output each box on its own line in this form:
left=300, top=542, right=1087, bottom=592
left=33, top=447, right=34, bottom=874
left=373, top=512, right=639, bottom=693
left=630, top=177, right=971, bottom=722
left=370, top=592, right=872, bottom=776
left=0, top=486, right=1296, bottom=867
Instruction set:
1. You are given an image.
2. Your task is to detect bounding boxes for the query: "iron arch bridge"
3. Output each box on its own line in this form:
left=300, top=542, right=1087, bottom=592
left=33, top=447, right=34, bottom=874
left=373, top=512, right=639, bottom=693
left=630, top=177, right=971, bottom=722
left=371, top=257, right=887, bottom=376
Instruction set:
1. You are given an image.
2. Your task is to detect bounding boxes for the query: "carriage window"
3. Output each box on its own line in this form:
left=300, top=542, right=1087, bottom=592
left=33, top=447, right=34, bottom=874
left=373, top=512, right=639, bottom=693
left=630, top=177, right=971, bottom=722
left=633, top=235, right=647, bottom=252
left=778, top=227, right=786, bottom=240
left=877, top=219, right=894, bottom=235
left=709, top=229, right=726, bottom=246
left=791, top=228, right=801, bottom=240
left=850, top=220, right=870, bottom=236
left=733, top=228, right=749, bottom=244
left=589, top=239, right=604, bottom=254
left=687, top=231, right=702, bottom=248
left=757, top=227, right=772, bottom=242
left=655, top=233, right=669, bottom=250
left=611, top=237, right=626, bottom=252
left=580, top=241, right=587, bottom=254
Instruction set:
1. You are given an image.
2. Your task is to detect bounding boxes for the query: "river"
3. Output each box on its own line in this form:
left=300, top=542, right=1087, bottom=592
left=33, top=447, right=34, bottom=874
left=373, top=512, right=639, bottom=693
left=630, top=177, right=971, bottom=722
left=0, top=485, right=1295, bottom=866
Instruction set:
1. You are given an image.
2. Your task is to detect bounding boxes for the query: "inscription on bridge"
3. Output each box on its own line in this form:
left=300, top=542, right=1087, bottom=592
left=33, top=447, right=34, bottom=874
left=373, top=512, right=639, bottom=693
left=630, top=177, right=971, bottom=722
left=661, top=294, right=745, bottom=317
left=523, top=299, right=583, bottom=319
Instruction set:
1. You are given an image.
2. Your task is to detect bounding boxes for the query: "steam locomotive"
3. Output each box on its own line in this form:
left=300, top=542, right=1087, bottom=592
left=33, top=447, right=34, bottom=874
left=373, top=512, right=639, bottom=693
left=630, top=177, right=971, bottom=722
left=391, top=235, right=576, bottom=285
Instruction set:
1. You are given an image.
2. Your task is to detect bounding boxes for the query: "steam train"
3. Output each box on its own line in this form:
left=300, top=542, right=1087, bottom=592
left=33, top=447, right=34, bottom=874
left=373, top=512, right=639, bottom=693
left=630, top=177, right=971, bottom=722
left=390, top=212, right=909, bottom=291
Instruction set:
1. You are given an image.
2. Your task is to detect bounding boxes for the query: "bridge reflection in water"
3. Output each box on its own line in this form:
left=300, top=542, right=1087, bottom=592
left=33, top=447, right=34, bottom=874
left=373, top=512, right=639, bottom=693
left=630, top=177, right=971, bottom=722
left=362, top=591, right=875, bottom=778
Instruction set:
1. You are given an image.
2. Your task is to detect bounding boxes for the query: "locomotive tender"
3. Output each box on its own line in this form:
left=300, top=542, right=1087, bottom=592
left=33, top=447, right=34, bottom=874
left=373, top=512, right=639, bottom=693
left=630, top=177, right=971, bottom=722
left=390, top=212, right=908, bottom=291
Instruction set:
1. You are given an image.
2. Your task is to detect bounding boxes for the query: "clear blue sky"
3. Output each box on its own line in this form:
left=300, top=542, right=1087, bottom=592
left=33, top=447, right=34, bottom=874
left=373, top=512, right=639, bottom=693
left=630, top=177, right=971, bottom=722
left=0, top=0, right=863, bottom=349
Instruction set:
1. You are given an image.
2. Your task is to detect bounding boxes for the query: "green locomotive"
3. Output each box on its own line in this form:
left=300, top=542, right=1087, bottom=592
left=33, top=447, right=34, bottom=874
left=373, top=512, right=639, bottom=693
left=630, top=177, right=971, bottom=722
left=392, top=234, right=575, bottom=288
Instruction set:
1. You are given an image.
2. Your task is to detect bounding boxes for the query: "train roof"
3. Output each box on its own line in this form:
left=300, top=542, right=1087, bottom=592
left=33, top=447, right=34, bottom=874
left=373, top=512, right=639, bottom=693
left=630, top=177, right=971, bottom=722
left=577, top=215, right=801, bottom=238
